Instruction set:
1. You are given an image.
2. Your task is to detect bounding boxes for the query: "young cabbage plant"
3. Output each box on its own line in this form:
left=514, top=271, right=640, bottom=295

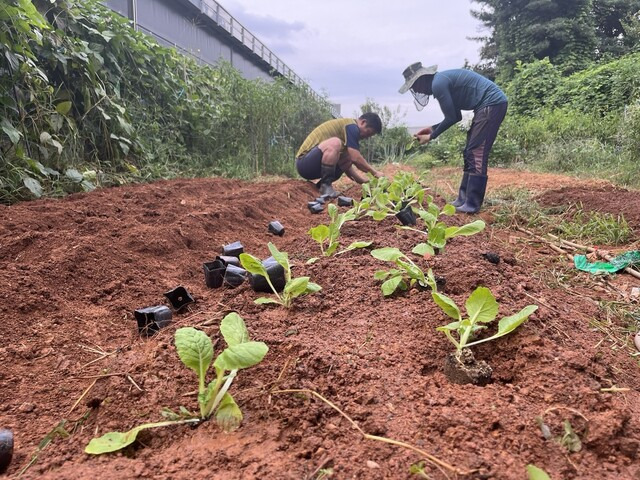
left=308, top=204, right=371, bottom=261
left=358, top=172, right=426, bottom=221
left=402, top=200, right=485, bottom=255
left=432, top=286, right=537, bottom=352
left=85, top=313, right=268, bottom=455
left=240, top=242, right=322, bottom=308
left=371, top=247, right=436, bottom=296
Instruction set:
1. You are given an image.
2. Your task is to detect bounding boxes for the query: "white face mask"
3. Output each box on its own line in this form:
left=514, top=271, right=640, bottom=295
left=410, top=89, right=430, bottom=111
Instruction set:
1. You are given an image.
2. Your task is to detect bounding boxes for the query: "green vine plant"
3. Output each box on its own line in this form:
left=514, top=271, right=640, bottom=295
left=85, top=313, right=268, bottom=454
left=240, top=242, right=322, bottom=308
left=307, top=203, right=372, bottom=262
left=401, top=198, right=486, bottom=256
left=370, top=247, right=437, bottom=296
left=432, top=287, right=537, bottom=353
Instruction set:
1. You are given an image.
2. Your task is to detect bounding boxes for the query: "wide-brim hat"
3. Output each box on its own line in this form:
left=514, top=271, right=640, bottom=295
left=398, top=62, right=438, bottom=94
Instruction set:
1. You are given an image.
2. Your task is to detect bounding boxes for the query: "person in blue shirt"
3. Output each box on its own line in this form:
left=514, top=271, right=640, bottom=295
left=399, top=62, right=508, bottom=213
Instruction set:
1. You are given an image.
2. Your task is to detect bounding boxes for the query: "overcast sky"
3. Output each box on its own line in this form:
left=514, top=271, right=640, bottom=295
left=222, top=0, right=486, bottom=127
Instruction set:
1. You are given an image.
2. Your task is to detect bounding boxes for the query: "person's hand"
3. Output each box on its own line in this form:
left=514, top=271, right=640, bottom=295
left=373, top=170, right=384, bottom=179
left=416, top=126, right=433, bottom=136
left=416, top=134, right=431, bottom=145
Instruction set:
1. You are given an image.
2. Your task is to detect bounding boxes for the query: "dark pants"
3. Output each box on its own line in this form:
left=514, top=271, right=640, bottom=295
left=295, top=146, right=343, bottom=180
left=464, top=102, right=507, bottom=175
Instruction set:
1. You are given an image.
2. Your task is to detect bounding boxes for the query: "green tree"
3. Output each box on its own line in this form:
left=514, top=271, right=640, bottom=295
left=471, top=0, right=596, bottom=79
left=593, top=0, right=640, bottom=59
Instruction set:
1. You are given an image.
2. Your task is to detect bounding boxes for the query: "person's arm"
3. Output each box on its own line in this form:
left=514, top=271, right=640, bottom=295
left=430, top=77, right=462, bottom=140
left=345, top=164, right=369, bottom=184
left=346, top=147, right=383, bottom=177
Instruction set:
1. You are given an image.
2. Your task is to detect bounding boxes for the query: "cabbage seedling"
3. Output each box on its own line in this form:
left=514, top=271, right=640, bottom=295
left=240, top=242, right=322, bottom=308
left=371, top=247, right=436, bottom=296
left=308, top=204, right=371, bottom=259
left=433, top=287, right=537, bottom=351
left=402, top=198, right=486, bottom=255
left=85, top=313, right=268, bottom=454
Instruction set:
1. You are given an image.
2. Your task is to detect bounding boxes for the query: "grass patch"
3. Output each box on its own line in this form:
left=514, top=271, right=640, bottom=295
left=487, top=187, right=633, bottom=246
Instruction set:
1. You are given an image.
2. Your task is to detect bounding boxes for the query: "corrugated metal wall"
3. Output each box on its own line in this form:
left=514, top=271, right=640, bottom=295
left=103, top=0, right=338, bottom=114
left=104, top=0, right=272, bottom=80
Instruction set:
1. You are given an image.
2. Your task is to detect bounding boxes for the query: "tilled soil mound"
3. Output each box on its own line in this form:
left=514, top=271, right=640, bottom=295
left=1, top=168, right=639, bottom=479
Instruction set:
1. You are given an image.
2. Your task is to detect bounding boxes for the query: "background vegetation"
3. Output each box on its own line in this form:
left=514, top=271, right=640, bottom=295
left=412, top=1, right=640, bottom=188
left=2, top=0, right=640, bottom=204
left=0, top=0, right=332, bottom=203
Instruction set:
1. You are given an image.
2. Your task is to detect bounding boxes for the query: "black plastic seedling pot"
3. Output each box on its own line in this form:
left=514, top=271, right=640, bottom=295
left=164, top=286, right=195, bottom=311
left=224, top=264, right=247, bottom=288
left=0, top=429, right=13, bottom=474
left=337, top=196, right=353, bottom=207
left=268, top=220, right=285, bottom=236
left=203, top=260, right=225, bottom=288
left=314, top=197, right=326, bottom=204
left=249, top=256, right=286, bottom=293
left=134, top=305, right=172, bottom=336
left=395, top=205, right=417, bottom=226
left=222, top=241, right=244, bottom=257
left=308, top=202, right=323, bottom=214
left=217, top=255, right=241, bottom=267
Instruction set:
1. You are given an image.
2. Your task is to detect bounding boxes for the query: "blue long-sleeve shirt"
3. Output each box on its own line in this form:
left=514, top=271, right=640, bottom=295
left=430, top=69, right=507, bottom=140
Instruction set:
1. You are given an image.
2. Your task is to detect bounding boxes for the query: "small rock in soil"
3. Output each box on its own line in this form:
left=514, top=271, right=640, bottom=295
left=482, top=252, right=500, bottom=264
left=366, top=460, right=380, bottom=469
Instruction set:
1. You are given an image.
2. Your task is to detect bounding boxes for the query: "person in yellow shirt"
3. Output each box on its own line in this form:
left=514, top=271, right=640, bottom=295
left=295, top=113, right=384, bottom=198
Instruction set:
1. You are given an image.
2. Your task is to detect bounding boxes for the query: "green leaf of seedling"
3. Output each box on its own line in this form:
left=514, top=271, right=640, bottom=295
left=220, top=312, right=250, bottom=346
left=304, top=282, right=322, bottom=293
left=306, top=257, right=319, bottom=264
left=466, top=305, right=538, bottom=347
left=496, top=305, right=538, bottom=336
left=325, top=241, right=339, bottom=256
left=441, top=204, right=456, bottom=216
left=436, top=321, right=461, bottom=332
left=284, top=276, right=310, bottom=298
left=444, top=220, right=486, bottom=239
left=345, top=241, right=372, bottom=250
left=327, top=203, right=338, bottom=222
left=175, top=327, right=213, bottom=388
left=374, top=270, right=391, bottom=280
left=215, top=393, right=243, bottom=432
left=526, top=464, right=551, bottom=480
left=417, top=209, right=437, bottom=227
left=255, top=297, right=281, bottom=305
left=309, top=225, right=329, bottom=244
left=412, top=243, right=435, bottom=256
left=239, top=253, right=268, bottom=278
left=371, top=247, right=404, bottom=262
left=428, top=225, right=446, bottom=249
left=382, top=275, right=404, bottom=296
left=85, top=420, right=196, bottom=454
left=267, top=242, right=291, bottom=279
left=371, top=210, right=387, bottom=221
left=432, top=292, right=462, bottom=321
left=214, top=341, right=268, bottom=371
left=465, top=287, right=499, bottom=324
